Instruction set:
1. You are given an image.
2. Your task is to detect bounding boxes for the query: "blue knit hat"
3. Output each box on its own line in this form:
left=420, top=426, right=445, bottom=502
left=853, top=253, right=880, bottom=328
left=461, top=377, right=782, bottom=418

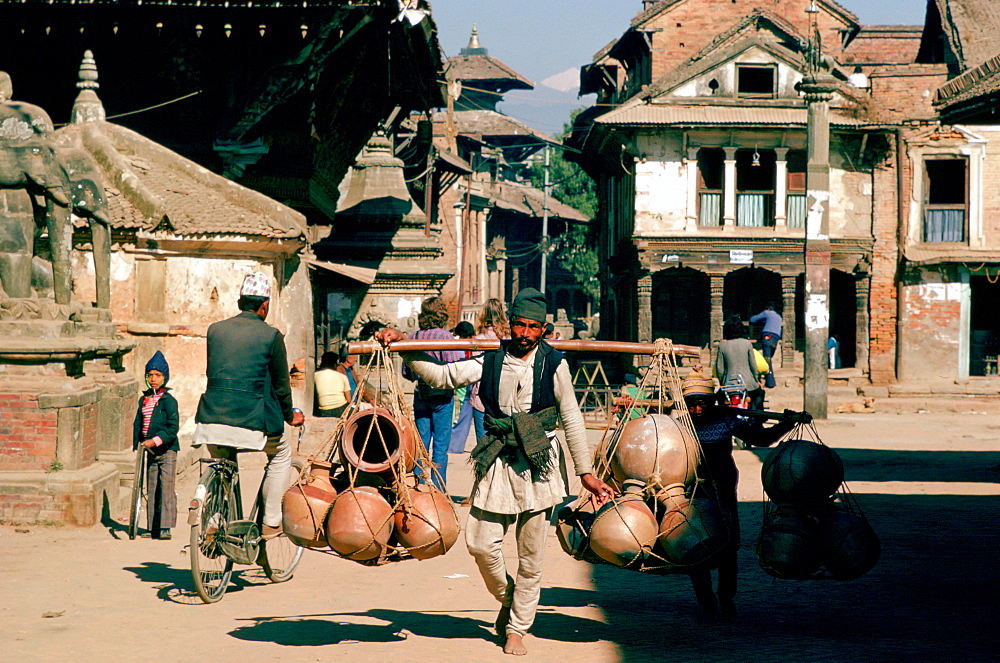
left=144, top=351, right=169, bottom=388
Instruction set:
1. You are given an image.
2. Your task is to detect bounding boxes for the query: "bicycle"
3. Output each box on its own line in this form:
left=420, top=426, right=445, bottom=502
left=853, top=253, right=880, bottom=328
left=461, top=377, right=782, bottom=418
left=188, top=432, right=306, bottom=603
left=127, top=447, right=148, bottom=540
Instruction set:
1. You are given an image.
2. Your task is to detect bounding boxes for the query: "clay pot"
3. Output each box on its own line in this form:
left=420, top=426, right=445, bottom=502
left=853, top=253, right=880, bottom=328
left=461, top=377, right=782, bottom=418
left=556, top=497, right=606, bottom=565
left=656, top=497, right=731, bottom=567
left=610, top=414, right=700, bottom=489
left=761, top=439, right=844, bottom=506
left=324, top=486, right=393, bottom=561
left=281, top=460, right=337, bottom=549
left=588, top=493, right=658, bottom=568
left=818, top=508, right=881, bottom=580
left=340, top=407, right=417, bottom=476
left=757, top=505, right=822, bottom=580
left=393, top=486, right=460, bottom=560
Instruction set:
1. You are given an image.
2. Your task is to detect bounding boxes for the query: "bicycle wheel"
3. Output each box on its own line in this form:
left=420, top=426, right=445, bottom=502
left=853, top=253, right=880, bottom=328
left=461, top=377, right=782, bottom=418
left=127, top=449, right=147, bottom=540
left=190, top=463, right=236, bottom=603
left=256, top=457, right=306, bottom=582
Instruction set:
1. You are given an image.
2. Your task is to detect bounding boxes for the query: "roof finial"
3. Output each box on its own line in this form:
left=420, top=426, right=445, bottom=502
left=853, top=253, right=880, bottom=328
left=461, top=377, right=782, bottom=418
left=71, top=49, right=105, bottom=124
left=460, top=23, right=488, bottom=56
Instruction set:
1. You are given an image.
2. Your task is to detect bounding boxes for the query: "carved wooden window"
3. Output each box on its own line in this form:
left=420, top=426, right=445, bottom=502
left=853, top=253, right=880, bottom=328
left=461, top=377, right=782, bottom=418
left=736, top=65, right=776, bottom=98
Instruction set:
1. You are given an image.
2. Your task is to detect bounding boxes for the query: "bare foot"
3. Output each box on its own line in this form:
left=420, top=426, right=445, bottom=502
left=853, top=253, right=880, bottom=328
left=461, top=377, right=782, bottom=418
left=494, top=605, right=511, bottom=635
left=503, top=632, right=527, bottom=656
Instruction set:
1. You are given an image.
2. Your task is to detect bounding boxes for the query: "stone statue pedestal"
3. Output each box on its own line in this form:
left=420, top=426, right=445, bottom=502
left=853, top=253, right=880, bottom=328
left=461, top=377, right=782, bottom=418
left=0, top=306, right=137, bottom=525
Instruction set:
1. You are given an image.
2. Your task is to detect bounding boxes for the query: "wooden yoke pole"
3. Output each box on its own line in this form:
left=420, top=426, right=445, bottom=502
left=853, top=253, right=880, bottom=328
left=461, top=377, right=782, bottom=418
left=347, top=339, right=701, bottom=357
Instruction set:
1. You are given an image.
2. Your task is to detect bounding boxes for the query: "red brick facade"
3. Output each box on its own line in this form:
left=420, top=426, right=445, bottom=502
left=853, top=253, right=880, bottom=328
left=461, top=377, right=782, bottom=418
left=0, top=395, right=58, bottom=472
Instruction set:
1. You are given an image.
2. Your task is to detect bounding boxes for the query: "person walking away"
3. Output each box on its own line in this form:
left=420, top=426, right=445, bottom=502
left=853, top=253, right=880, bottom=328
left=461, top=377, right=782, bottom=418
left=315, top=351, right=351, bottom=417
left=749, top=305, right=783, bottom=388
left=376, top=287, right=614, bottom=656
left=402, top=297, right=463, bottom=489
left=681, top=366, right=803, bottom=621
left=193, top=271, right=305, bottom=540
left=471, top=298, right=510, bottom=443
left=715, top=315, right=766, bottom=411
left=133, top=351, right=179, bottom=539
left=449, top=320, right=477, bottom=453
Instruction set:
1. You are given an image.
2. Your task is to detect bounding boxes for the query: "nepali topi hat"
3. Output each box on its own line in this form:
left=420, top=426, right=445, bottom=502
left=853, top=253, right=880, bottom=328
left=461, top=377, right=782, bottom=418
left=240, top=271, right=271, bottom=298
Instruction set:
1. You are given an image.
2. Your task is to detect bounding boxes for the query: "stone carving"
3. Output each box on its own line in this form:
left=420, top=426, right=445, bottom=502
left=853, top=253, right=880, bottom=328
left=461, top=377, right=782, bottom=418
left=0, top=70, right=111, bottom=312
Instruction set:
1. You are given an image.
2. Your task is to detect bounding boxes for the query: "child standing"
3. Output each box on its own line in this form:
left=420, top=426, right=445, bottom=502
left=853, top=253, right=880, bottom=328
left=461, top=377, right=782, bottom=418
left=133, top=351, right=180, bottom=540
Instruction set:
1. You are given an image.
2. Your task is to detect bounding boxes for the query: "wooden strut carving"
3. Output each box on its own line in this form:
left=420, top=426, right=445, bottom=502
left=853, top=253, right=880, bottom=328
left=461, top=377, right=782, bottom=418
left=347, top=339, right=701, bottom=357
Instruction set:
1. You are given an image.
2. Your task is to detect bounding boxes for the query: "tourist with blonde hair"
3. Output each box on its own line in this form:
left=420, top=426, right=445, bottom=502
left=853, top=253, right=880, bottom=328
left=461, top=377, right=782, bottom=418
left=471, top=298, right=510, bottom=443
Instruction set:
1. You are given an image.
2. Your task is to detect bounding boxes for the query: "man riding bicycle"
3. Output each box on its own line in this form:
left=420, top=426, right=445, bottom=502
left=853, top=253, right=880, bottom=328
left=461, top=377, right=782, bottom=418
left=193, top=271, right=305, bottom=540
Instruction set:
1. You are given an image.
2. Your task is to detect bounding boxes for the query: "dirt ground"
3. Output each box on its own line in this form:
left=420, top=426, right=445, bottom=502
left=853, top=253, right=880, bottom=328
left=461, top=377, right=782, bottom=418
left=2, top=404, right=998, bottom=663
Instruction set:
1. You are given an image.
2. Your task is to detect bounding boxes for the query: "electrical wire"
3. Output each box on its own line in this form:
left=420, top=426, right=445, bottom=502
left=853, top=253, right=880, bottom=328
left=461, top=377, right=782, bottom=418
left=54, top=90, right=202, bottom=127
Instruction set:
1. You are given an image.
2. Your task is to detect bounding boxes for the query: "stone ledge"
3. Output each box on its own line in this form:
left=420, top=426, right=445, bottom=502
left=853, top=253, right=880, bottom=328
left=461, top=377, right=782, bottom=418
left=0, top=461, right=120, bottom=525
left=37, top=385, right=104, bottom=409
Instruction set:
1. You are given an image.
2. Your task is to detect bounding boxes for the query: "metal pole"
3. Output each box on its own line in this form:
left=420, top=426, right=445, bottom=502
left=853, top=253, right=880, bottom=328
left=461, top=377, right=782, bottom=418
left=540, top=145, right=550, bottom=294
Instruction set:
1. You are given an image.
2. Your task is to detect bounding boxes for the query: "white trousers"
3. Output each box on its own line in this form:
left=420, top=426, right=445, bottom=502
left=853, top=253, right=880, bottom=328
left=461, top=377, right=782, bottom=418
left=465, top=506, right=552, bottom=636
left=208, top=432, right=290, bottom=528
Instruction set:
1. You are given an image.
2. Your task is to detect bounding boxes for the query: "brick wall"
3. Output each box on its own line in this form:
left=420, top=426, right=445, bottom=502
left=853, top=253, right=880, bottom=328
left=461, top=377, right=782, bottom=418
left=0, top=394, right=58, bottom=471
left=869, top=69, right=949, bottom=122
left=644, top=0, right=853, bottom=83
left=898, top=272, right=963, bottom=380
left=868, top=133, right=902, bottom=384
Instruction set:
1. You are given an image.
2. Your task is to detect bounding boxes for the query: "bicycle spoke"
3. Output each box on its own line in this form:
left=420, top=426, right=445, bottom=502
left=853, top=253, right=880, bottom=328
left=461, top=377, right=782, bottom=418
left=190, top=466, right=234, bottom=603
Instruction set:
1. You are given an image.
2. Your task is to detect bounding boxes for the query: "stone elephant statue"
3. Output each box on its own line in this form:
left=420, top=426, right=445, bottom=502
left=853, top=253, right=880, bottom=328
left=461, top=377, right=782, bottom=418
left=0, top=71, right=106, bottom=307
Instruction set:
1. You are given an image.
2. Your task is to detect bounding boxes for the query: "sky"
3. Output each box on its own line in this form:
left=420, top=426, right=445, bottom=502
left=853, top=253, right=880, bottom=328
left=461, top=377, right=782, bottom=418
left=428, top=0, right=929, bottom=134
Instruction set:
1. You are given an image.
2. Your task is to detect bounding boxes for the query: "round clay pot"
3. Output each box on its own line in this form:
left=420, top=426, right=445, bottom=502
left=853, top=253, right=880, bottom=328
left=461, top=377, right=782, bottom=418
left=656, top=497, right=731, bottom=566
left=610, top=414, right=700, bottom=489
left=555, top=497, right=606, bottom=565
left=761, top=439, right=844, bottom=506
left=281, top=460, right=337, bottom=549
left=339, top=407, right=417, bottom=476
left=324, top=486, right=393, bottom=561
left=818, top=507, right=881, bottom=580
left=588, top=494, right=658, bottom=568
left=393, top=486, right=460, bottom=560
left=757, top=505, right=822, bottom=580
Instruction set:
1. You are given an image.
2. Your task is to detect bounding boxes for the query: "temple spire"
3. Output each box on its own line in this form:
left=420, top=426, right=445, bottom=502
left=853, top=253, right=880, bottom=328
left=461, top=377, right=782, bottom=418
left=460, top=24, right=487, bottom=56
left=71, top=50, right=105, bottom=124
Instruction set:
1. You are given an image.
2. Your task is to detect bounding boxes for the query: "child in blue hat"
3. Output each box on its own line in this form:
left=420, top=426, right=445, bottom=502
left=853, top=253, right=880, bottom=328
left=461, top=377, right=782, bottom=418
left=133, top=351, right=180, bottom=539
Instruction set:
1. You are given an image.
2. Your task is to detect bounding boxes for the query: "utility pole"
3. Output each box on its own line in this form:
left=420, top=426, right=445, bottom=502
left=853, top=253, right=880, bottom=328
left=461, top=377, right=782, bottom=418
left=540, top=144, right=551, bottom=294
left=800, top=1, right=835, bottom=419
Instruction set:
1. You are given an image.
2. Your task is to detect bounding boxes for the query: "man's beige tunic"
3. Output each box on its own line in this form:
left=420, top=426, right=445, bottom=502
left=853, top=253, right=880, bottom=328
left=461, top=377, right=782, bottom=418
left=402, top=346, right=594, bottom=510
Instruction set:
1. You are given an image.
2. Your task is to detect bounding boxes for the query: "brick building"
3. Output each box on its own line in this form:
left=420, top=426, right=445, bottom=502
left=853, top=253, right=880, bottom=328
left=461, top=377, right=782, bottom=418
left=570, top=0, right=1000, bottom=385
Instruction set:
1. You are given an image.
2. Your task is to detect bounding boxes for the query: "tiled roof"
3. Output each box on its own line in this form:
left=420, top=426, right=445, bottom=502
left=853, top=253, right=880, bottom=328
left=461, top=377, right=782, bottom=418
left=631, top=0, right=858, bottom=29
left=55, top=121, right=307, bottom=239
left=935, top=53, right=1000, bottom=108
left=435, top=110, right=554, bottom=144
left=595, top=102, right=870, bottom=128
left=491, top=182, right=589, bottom=223
left=445, top=54, right=533, bottom=89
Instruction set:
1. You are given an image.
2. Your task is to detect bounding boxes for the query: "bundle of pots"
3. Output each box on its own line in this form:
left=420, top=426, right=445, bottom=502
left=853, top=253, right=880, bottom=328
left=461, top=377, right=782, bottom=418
left=557, top=414, right=734, bottom=573
left=757, top=439, right=880, bottom=580
left=280, top=407, right=461, bottom=564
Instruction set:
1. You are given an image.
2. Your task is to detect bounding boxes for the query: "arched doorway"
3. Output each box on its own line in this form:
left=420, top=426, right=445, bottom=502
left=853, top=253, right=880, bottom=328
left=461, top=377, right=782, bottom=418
left=724, top=267, right=782, bottom=320
left=830, top=269, right=857, bottom=368
left=652, top=267, right=709, bottom=347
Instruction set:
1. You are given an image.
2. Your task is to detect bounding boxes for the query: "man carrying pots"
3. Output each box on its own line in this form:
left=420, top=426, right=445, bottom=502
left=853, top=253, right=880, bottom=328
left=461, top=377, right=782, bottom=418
left=376, top=288, right=613, bottom=656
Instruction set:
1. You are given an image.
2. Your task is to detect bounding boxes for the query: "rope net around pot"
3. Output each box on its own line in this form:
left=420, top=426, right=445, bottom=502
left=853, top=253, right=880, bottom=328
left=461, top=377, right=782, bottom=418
left=281, top=346, right=460, bottom=566
left=756, top=421, right=880, bottom=581
left=558, top=338, right=738, bottom=576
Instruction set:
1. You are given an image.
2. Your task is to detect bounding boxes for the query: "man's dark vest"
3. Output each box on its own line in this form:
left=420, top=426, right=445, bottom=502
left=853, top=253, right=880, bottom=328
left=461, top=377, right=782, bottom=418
left=478, top=340, right=562, bottom=419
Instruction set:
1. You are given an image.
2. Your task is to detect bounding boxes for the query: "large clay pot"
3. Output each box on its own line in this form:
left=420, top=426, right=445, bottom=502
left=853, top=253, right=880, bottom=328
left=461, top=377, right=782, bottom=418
left=324, top=486, right=393, bottom=561
left=610, top=414, right=700, bottom=489
left=556, top=497, right=606, bottom=565
left=281, top=460, right=337, bottom=549
left=393, top=486, right=460, bottom=560
left=757, top=505, right=822, bottom=580
left=340, top=407, right=417, bottom=476
left=761, top=439, right=844, bottom=506
left=656, top=497, right=732, bottom=567
left=818, top=508, right=881, bottom=580
left=588, top=493, right=658, bottom=568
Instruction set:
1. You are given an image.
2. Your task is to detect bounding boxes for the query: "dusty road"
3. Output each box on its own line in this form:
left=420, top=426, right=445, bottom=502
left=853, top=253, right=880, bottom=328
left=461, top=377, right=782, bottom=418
left=2, top=408, right=998, bottom=662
